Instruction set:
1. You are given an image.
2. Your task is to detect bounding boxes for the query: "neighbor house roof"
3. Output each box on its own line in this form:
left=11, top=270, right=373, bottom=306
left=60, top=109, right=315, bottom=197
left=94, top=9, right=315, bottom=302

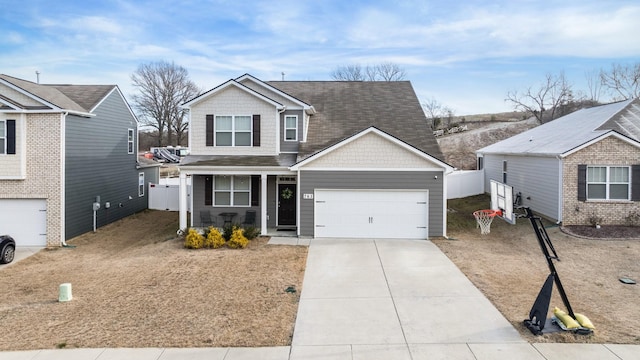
left=0, top=74, right=115, bottom=115
left=477, top=98, right=640, bottom=157
left=267, top=80, right=445, bottom=162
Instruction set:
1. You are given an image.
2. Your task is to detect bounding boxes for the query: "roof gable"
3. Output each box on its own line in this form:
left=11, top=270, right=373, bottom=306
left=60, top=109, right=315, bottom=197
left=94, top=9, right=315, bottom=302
left=291, top=127, right=452, bottom=171
left=235, top=74, right=313, bottom=112
left=477, top=98, right=640, bottom=156
left=0, top=74, right=116, bottom=116
left=182, top=78, right=284, bottom=109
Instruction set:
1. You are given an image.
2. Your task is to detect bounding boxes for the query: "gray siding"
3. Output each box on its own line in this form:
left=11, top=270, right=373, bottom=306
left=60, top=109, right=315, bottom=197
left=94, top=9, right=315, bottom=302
left=280, top=110, right=303, bottom=153
left=483, top=154, right=561, bottom=221
left=299, top=171, right=444, bottom=237
left=65, top=91, right=148, bottom=240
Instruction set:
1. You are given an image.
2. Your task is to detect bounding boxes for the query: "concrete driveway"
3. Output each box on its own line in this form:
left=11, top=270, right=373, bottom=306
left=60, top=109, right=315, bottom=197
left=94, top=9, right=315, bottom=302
left=0, top=246, right=42, bottom=270
left=291, top=238, right=526, bottom=359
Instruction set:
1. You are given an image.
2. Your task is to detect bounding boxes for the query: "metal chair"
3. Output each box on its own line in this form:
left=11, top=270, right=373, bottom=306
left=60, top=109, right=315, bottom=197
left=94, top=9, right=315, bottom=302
left=242, top=210, right=256, bottom=226
left=200, top=210, right=215, bottom=227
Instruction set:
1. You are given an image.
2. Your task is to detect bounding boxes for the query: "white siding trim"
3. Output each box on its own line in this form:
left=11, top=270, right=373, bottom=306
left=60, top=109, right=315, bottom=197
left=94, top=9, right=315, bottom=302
left=561, top=131, right=640, bottom=158
left=557, top=158, right=563, bottom=222
left=60, top=113, right=67, bottom=244
left=294, top=167, right=447, bottom=172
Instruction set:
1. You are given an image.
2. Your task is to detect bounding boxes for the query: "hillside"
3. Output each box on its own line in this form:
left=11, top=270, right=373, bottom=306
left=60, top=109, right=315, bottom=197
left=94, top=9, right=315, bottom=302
left=437, top=116, right=538, bottom=170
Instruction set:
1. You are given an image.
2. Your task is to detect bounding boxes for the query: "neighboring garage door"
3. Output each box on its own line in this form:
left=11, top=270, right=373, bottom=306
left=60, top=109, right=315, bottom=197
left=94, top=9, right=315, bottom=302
left=0, top=199, right=47, bottom=246
left=314, top=190, right=428, bottom=239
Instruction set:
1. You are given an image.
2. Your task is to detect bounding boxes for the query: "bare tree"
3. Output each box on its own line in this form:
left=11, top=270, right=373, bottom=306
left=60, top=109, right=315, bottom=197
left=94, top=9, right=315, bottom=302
left=372, top=62, right=406, bottom=81
left=422, top=97, right=454, bottom=129
left=599, top=62, right=640, bottom=101
left=331, top=64, right=365, bottom=81
left=331, top=62, right=406, bottom=81
left=505, top=72, right=574, bottom=124
left=585, top=69, right=603, bottom=102
left=131, top=61, right=200, bottom=147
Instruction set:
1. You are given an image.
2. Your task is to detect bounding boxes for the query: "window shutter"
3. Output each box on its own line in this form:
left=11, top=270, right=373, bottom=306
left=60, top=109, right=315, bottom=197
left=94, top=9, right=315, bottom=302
left=632, top=165, right=640, bottom=201
left=577, top=164, right=587, bottom=201
left=252, top=115, right=260, bottom=147
left=206, top=114, right=214, bottom=146
left=204, top=175, right=213, bottom=206
left=7, top=120, right=16, bottom=154
left=251, top=175, right=260, bottom=206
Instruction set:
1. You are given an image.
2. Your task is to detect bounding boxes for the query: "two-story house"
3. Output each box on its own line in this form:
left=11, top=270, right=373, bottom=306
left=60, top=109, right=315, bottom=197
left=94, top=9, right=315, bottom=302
left=178, top=74, right=453, bottom=239
left=0, top=74, right=159, bottom=247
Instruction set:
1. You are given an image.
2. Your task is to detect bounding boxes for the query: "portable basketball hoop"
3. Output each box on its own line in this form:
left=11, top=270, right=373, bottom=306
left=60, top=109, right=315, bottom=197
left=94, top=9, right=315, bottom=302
left=473, top=209, right=502, bottom=235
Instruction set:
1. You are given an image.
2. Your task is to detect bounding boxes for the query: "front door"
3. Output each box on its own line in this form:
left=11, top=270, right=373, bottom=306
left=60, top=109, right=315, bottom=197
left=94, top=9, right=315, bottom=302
left=278, top=184, right=296, bottom=226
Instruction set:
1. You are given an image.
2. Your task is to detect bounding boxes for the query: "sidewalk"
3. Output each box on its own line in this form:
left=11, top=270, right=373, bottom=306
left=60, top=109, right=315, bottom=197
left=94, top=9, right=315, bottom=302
left=3, top=238, right=639, bottom=359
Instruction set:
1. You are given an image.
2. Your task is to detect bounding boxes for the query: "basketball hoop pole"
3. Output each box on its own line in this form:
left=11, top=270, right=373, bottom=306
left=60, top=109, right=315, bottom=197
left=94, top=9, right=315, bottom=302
left=521, top=207, right=586, bottom=335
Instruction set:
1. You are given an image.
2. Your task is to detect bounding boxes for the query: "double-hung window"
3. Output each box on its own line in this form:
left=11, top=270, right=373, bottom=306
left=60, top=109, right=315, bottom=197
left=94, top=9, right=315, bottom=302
left=0, top=120, right=5, bottom=154
left=284, top=115, right=297, bottom=141
left=128, top=129, right=134, bottom=154
left=216, top=115, right=251, bottom=146
left=587, top=166, right=630, bottom=200
left=214, top=176, right=250, bottom=206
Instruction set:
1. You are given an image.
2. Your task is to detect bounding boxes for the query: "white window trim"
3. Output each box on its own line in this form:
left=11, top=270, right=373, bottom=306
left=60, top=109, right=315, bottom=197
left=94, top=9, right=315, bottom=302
left=587, top=165, right=630, bottom=201
left=284, top=115, right=298, bottom=141
left=138, top=172, right=145, bottom=197
left=128, top=129, right=135, bottom=154
left=502, top=160, right=507, bottom=184
left=213, top=175, right=251, bottom=207
left=0, top=120, right=5, bottom=154
left=215, top=115, right=252, bottom=147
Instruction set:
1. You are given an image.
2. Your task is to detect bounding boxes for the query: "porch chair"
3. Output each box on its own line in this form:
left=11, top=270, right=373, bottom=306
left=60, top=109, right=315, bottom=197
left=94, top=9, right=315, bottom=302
left=200, top=210, right=215, bottom=227
left=242, top=210, right=256, bottom=227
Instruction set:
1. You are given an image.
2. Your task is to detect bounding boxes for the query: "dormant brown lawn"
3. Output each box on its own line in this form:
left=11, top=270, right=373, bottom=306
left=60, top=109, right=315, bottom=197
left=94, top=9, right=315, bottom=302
left=0, top=211, right=307, bottom=351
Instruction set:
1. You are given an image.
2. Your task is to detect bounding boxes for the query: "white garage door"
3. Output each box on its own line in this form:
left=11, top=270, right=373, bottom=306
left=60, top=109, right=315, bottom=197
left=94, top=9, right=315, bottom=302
left=314, top=190, right=428, bottom=239
left=0, top=199, right=47, bottom=246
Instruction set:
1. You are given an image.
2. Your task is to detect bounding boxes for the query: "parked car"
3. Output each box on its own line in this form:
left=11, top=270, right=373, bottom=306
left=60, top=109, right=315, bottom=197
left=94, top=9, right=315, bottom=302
left=0, top=235, right=15, bottom=264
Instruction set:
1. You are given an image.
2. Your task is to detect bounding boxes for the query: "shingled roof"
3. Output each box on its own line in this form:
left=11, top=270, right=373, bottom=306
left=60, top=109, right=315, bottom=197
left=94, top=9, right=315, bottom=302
left=0, top=74, right=115, bottom=114
left=267, top=81, right=445, bottom=162
left=478, top=98, right=640, bottom=157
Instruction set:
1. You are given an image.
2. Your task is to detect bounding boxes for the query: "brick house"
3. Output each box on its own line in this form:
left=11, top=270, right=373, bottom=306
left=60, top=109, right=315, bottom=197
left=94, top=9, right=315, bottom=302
left=0, top=74, right=159, bottom=247
left=477, top=98, right=640, bottom=226
left=178, top=74, right=453, bottom=239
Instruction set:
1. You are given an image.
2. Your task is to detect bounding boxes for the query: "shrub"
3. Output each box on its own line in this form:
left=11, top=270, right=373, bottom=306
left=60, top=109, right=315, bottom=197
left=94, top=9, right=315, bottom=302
left=222, top=223, right=236, bottom=241
left=204, top=227, right=226, bottom=248
left=184, top=228, right=204, bottom=249
left=242, top=225, right=260, bottom=240
left=227, top=227, right=249, bottom=249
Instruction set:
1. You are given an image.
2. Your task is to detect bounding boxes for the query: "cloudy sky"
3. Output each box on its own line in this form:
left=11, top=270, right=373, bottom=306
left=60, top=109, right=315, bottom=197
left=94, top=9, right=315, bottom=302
left=1, top=0, right=639, bottom=115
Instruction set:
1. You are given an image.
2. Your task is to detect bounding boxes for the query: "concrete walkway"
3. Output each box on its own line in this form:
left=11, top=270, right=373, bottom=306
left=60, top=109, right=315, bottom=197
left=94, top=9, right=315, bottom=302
left=3, top=238, right=639, bottom=359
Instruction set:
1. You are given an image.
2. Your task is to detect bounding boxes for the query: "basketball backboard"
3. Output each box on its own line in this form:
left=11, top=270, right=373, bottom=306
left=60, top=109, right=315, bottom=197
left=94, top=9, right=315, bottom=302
left=490, top=180, right=515, bottom=224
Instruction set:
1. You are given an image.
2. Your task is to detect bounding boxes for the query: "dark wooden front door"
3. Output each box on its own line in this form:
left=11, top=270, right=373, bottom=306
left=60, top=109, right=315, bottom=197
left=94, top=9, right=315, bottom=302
left=278, top=184, right=296, bottom=226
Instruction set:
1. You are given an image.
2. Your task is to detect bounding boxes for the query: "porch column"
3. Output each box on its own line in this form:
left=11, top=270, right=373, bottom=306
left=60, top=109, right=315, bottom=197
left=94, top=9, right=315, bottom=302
left=261, top=173, right=267, bottom=235
left=179, top=172, right=188, bottom=231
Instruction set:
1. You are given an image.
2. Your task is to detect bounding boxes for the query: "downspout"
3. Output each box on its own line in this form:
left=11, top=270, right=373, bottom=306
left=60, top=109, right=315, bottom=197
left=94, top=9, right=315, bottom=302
left=60, top=112, right=69, bottom=247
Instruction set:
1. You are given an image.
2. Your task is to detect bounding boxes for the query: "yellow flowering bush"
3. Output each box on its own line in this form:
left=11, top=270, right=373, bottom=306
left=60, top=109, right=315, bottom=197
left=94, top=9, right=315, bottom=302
left=184, top=228, right=204, bottom=249
left=204, top=227, right=225, bottom=249
left=227, top=227, right=249, bottom=249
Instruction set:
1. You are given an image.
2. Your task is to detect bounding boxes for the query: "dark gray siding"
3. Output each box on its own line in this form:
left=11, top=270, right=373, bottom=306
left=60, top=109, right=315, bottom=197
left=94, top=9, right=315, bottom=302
left=280, top=110, right=303, bottom=153
left=65, top=90, right=148, bottom=240
left=299, top=171, right=444, bottom=237
left=267, top=175, right=277, bottom=228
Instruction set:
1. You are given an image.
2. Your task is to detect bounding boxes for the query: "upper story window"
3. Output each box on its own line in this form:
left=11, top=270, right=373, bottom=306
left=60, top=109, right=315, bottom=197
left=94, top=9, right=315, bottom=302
left=0, top=119, right=16, bottom=155
left=284, top=115, right=298, bottom=141
left=587, top=166, right=630, bottom=200
left=216, top=115, right=251, bottom=146
left=128, top=129, right=134, bottom=154
left=0, top=120, right=5, bottom=154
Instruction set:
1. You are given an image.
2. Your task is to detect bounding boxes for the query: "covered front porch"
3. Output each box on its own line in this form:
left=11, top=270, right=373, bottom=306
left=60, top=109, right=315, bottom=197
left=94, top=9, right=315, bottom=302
left=178, top=170, right=299, bottom=236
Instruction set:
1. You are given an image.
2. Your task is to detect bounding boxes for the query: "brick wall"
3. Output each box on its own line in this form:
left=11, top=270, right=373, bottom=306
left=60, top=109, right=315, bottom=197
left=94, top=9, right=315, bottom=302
left=563, top=136, right=640, bottom=225
left=0, top=113, right=62, bottom=246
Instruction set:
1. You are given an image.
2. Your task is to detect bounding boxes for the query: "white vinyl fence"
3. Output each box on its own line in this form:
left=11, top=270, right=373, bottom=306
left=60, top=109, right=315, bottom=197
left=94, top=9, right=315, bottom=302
left=149, top=179, right=191, bottom=211
left=447, top=170, right=484, bottom=199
